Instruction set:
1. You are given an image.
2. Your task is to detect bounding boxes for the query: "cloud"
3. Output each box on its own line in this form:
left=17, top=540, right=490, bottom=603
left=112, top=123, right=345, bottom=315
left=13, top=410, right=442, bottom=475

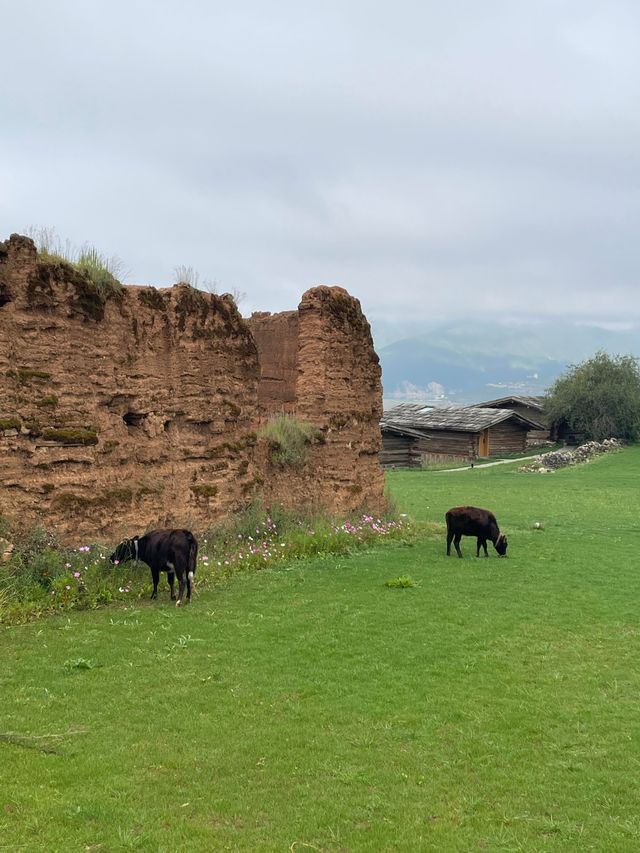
left=1, top=1, right=639, bottom=329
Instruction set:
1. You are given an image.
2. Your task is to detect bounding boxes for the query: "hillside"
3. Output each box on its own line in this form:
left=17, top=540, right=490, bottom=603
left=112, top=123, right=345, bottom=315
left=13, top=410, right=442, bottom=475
left=376, top=318, right=640, bottom=404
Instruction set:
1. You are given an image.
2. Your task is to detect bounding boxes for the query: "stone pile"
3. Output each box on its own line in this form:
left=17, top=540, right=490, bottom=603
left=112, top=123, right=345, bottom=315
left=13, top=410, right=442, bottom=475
left=519, top=439, right=622, bottom=472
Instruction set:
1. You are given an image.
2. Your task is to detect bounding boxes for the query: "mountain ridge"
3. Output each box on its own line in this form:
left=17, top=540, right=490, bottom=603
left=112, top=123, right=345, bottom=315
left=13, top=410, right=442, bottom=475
left=375, top=319, right=640, bottom=405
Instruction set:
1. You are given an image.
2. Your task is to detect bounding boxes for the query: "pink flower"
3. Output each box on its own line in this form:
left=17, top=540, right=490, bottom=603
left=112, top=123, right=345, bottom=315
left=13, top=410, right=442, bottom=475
left=114, top=559, right=120, bottom=566
left=73, top=572, right=81, bottom=578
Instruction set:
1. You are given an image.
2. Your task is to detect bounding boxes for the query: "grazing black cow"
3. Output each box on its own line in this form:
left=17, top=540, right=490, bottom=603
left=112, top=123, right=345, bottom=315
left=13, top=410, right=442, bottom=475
left=445, top=506, right=508, bottom=558
left=110, top=528, right=198, bottom=606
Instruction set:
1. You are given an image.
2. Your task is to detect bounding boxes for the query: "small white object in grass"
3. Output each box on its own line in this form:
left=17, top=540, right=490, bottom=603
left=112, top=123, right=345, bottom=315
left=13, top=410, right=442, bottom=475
left=534, top=522, right=541, bottom=529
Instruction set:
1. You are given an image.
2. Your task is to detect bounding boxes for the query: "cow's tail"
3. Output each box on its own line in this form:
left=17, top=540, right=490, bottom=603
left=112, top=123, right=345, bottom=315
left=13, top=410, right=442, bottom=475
left=187, top=533, right=198, bottom=588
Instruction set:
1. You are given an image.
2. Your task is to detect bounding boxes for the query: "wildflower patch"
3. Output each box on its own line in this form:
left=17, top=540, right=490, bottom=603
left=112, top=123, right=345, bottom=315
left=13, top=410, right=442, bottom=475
left=0, top=509, right=413, bottom=623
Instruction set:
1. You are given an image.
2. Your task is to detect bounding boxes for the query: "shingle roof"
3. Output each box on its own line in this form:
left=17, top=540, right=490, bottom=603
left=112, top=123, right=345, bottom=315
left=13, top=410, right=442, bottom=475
left=471, top=395, right=545, bottom=410
left=381, top=422, right=432, bottom=440
left=381, top=403, right=545, bottom=433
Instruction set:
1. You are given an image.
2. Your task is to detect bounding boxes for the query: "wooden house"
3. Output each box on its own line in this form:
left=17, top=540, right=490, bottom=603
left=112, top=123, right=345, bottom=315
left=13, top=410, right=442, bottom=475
left=471, top=395, right=550, bottom=442
left=379, top=423, right=430, bottom=468
left=380, top=403, right=545, bottom=467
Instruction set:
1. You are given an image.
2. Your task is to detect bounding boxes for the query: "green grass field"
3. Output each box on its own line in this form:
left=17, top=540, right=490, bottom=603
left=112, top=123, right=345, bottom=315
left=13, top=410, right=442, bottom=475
left=2, top=448, right=640, bottom=851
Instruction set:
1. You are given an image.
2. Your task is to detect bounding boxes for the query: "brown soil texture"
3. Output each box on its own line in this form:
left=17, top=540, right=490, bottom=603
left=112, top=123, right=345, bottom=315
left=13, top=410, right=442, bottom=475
left=0, top=234, right=385, bottom=543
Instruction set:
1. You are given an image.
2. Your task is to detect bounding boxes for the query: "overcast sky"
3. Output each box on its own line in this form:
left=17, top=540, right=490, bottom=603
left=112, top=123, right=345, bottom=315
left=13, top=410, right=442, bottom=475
left=1, top=1, right=639, bottom=338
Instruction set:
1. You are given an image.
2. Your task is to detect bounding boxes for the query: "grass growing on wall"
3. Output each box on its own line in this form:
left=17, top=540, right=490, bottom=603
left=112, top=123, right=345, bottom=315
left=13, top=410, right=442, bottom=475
left=259, top=413, right=321, bottom=467
left=26, top=225, right=125, bottom=300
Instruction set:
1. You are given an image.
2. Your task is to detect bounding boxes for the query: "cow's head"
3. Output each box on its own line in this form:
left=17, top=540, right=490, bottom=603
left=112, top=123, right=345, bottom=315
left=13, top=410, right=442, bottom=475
left=109, top=537, right=138, bottom=565
left=495, top=534, right=508, bottom=557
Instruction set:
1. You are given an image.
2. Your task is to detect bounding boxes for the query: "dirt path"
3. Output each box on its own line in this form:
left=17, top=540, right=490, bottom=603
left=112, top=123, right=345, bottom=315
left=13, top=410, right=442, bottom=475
left=434, top=456, right=534, bottom=473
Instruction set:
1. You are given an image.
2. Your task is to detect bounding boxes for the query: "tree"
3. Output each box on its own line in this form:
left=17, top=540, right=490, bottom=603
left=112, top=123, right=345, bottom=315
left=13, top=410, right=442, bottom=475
left=545, top=351, right=640, bottom=442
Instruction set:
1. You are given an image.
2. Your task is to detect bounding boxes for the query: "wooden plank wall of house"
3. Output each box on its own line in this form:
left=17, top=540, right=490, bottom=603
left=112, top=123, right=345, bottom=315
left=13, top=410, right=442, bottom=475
left=404, top=422, right=527, bottom=463
left=506, top=404, right=550, bottom=442
left=487, top=421, right=529, bottom=454
left=416, top=429, right=476, bottom=459
left=380, top=422, right=529, bottom=468
left=380, top=402, right=542, bottom=468
left=528, top=429, right=551, bottom=443
left=380, top=434, right=430, bottom=468
left=474, top=397, right=551, bottom=443
left=379, top=434, right=415, bottom=467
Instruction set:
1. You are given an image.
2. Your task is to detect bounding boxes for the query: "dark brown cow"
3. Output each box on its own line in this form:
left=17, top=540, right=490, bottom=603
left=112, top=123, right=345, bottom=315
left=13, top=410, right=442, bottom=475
left=110, top=529, right=198, bottom=606
left=445, top=506, right=507, bottom=558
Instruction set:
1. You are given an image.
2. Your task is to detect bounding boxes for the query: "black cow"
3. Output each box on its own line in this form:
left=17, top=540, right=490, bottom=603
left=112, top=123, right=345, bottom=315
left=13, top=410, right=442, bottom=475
left=445, top=506, right=508, bottom=558
left=110, top=529, right=198, bottom=606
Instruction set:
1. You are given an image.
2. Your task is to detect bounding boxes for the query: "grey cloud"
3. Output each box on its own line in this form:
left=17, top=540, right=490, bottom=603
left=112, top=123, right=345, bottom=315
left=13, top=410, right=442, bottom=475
left=1, top=1, right=639, bottom=328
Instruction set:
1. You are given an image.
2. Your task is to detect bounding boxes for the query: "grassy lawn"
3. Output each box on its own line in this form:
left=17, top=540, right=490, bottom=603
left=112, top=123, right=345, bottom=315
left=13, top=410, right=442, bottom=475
left=2, top=448, right=640, bottom=850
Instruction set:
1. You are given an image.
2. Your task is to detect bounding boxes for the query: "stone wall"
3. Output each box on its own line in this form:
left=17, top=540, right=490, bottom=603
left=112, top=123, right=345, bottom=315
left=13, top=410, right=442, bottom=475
left=0, top=234, right=385, bottom=543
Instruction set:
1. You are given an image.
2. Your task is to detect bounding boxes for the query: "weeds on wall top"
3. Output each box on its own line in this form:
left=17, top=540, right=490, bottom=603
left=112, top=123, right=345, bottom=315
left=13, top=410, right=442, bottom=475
left=259, top=413, right=321, bottom=468
left=26, top=225, right=126, bottom=303
left=173, top=264, right=246, bottom=306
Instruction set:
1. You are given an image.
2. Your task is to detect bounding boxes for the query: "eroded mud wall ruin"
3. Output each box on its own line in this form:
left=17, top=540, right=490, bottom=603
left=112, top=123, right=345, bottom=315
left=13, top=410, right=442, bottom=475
left=249, top=309, right=299, bottom=414
left=0, top=234, right=386, bottom=544
left=249, top=287, right=385, bottom=514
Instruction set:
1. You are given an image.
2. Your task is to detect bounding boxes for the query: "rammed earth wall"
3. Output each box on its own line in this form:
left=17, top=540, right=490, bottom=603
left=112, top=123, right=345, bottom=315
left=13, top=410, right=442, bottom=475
left=0, top=234, right=385, bottom=543
left=249, top=286, right=385, bottom=515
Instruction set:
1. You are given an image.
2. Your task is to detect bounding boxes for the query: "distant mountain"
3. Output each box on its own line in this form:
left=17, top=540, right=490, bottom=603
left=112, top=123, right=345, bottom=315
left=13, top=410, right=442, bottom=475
left=375, top=319, right=640, bottom=405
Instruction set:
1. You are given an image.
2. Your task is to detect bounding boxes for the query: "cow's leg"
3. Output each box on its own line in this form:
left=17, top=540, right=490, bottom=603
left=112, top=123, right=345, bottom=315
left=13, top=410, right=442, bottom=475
left=482, top=539, right=489, bottom=557
left=175, top=567, right=186, bottom=607
left=454, top=533, right=463, bottom=558
left=184, top=563, right=193, bottom=604
left=446, top=531, right=454, bottom=556
left=166, top=558, right=177, bottom=601
left=187, top=564, right=195, bottom=604
left=150, top=567, right=160, bottom=599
